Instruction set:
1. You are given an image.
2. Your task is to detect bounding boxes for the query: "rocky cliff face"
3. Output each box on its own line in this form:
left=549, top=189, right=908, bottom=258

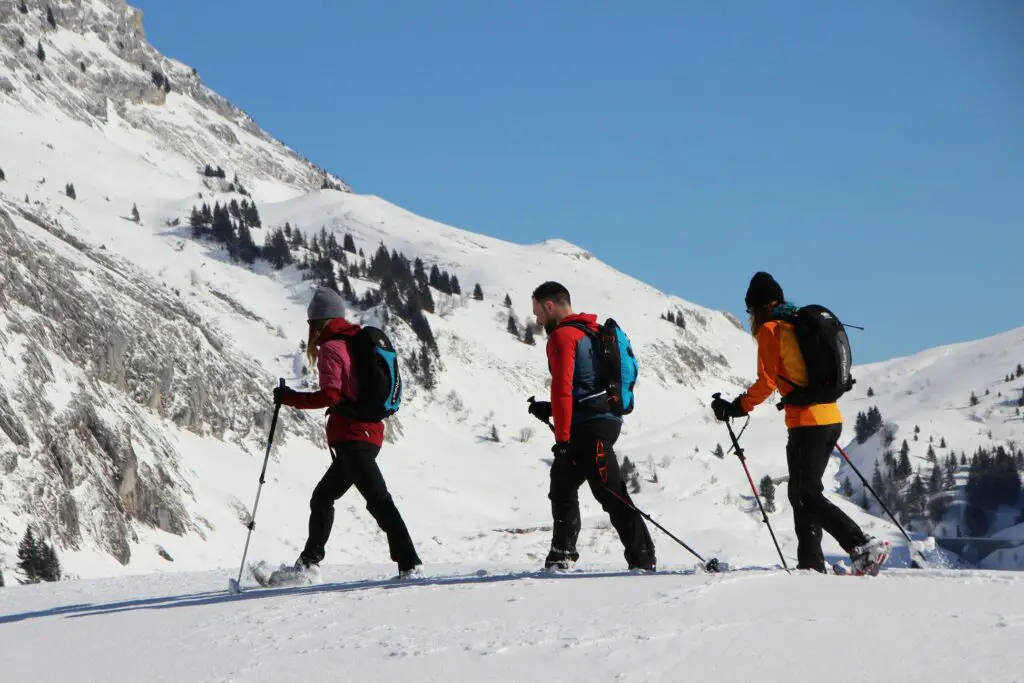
left=0, top=203, right=318, bottom=567
left=0, top=0, right=347, bottom=194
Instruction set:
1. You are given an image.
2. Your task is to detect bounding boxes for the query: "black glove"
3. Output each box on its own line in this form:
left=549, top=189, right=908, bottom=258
left=528, top=398, right=553, bottom=424
left=712, top=395, right=747, bottom=421
left=273, top=384, right=296, bottom=405
left=551, top=442, right=570, bottom=458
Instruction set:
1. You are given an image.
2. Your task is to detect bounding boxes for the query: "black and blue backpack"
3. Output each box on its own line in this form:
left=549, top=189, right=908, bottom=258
left=335, top=326, right=402, bottom=422
left=560, top=318, right=639, bottom=416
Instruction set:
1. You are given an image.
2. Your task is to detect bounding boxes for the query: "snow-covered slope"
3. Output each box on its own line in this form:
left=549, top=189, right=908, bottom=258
left=0, top=0, right=772, bottom=581
left=838, top=326, right=1024, bottom=546
left=0, top=0, right=1016, bottom=587
left=2, top=564, right=1022, bottom=683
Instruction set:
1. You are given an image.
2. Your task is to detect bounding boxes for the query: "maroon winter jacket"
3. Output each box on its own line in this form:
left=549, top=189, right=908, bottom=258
left=278, top=318, right=385, bottom=447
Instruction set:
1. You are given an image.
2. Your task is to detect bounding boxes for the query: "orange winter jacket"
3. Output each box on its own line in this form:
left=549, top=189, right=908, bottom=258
left=739, top=319, right=843, bottom=429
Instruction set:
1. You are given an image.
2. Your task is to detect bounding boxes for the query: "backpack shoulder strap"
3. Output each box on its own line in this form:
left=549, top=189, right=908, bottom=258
left=557, top=321, right=599, bottom=339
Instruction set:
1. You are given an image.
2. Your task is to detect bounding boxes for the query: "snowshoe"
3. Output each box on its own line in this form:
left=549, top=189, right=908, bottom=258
left=850, top=538, right=892, bottom=576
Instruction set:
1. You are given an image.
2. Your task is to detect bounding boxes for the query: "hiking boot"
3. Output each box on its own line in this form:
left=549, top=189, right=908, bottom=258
left=295, top=554, right=321, bottom=573
left=397, top=565, right=424, bottom=580
left=850, top=537, right=892, bottom=576
left=544, top=547, right=578, bottom=572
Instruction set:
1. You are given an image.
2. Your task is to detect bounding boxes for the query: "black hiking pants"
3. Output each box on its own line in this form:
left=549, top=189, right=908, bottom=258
left=302, top=440, right=421, bottom=572
left=548, top=420, right=656, bottom=569
left=787, top=424, right=869, bottom=572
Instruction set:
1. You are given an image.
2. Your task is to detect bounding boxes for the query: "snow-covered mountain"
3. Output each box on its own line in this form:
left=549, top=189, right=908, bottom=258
left=0, top=0, right=1018, bottom=586
left=0, top=0, right=761, bottom=581
left=839, top=326, right=1024, bottom=564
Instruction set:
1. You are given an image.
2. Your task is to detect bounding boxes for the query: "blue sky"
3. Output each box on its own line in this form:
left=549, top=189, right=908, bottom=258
left=134, top=0, right=1022, bottom=363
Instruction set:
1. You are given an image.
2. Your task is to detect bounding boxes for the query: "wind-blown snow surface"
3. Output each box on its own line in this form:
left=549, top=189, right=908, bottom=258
left=2, top=564, right=1022, bottom=683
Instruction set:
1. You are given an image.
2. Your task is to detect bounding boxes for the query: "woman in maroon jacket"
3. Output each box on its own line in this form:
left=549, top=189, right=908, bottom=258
left=275, top=287, right=422, bottom=578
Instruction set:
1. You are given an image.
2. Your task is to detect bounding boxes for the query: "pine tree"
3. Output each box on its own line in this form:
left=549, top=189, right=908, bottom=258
left=234, top=222, right=259, bottom=264
left=883, top=449, right=895, bottom=471
left=503, top=293, right=512, bottom=308
left=450, top=275, right=462, bottom=296
left=927, top=445, right=937, bottom=464
left=940, top=437, right=947, bottom=448
left=418, top=345, right=437, bottom=389
left=914, top=425, right=920, bottom=435
left=64, top=182, right=76, bottom=199
left=867, top=386, right=874, bottom=397
left=290, top=227, right=305, bottom=249
left=622, top=457, right=641, bottom=493
left=131, top=203, right=140, bottom=223
left=490, top=424, right=500, bottom=442
left=860, top=490, right=870, bottom=510
left=212, top=203, right=235, bottom=247
left=473, top=283, right=484, bottom=301
left=17, top=528, right=41, bottom=584
left=897, top=444, right=912, bottom=481
left=0, top=167, right=5, bottom=181
left=189, top=206, right=205, bottom=237
left=944, top=455, right=957, bottom=491
left=524, top=326, right=536, bottom=346
left=37, top=40, right=45, bottom=62
left=854, top=411, right=869, bottom=444
left=970, top=391, right=979, bottom=407
left=343, top=233, right=356, bottom=253
left=47, top=6, right=57, bottom=29
left=713, top=443, right=725, bottom=459
left=266, top=228, right=293, bottom=270
left=0, top=566, right=4, bottom=587
left=409, top=303, right=437, bottom=351
left=428, top=264, right=441, bottom=288
left=929, top=463, right=942, bottom=495
left=507, top=313, right=520, bottom=339
left=1017, top=363, right=1023, bottom=378
left=842, top=477, right=854, bottom=498
left=38, top=540, right=61, bottom=582
left=341, top=270, right=355, bottom=303
left=961, top=452, right=967, bottom=466
left=759, top=475, right=776, bottom=513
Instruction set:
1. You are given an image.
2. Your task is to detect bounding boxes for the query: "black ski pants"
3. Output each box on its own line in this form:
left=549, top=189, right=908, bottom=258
left=548, top=420, right=656, bottom=569
left=787, top=424, right=869, bottom=572
left=303, top=440, right=421, bottom=571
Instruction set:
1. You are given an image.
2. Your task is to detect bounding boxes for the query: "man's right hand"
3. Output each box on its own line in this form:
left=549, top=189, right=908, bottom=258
left=527, top=397, right=553, bottom=424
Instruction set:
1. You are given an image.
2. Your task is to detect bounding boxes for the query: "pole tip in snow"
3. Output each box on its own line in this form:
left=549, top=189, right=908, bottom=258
left=228, top=578, right=243, bottom=594
left=704, top=558, right=726, bottom=573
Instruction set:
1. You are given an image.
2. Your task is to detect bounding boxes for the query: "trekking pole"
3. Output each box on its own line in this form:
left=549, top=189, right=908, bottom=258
left=538, top=415, right=722, bottom=572
left=714, top=393, right=790, bottom=572
left=601, top=482, right=722, bottom=572
left=229, top=378, right=286, bottom=594
left=833, top=443, right=926, bottom=569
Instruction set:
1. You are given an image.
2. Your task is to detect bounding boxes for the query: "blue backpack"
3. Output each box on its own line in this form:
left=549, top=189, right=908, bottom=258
left=335, top=326, right=402, bottom=421
left=561, top=318, right=639, bottom=416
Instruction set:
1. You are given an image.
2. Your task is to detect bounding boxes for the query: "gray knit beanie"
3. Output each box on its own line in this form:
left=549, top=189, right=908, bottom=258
left=307, top=287, right=347, bottom=321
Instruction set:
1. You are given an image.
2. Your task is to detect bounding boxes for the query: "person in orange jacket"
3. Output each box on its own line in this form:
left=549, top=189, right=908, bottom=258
left=528, top=281, right=655, bottom=571
left=712, top=272, right=891, bottom=575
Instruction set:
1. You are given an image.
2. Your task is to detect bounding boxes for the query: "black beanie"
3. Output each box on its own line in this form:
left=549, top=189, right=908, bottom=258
left=745, top=272, right=784, bottom=310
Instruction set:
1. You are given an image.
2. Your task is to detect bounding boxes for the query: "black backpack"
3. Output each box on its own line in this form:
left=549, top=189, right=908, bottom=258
left=333, top=326, right=402, bottom=422
left=775, top=305, right=855, bottom=406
